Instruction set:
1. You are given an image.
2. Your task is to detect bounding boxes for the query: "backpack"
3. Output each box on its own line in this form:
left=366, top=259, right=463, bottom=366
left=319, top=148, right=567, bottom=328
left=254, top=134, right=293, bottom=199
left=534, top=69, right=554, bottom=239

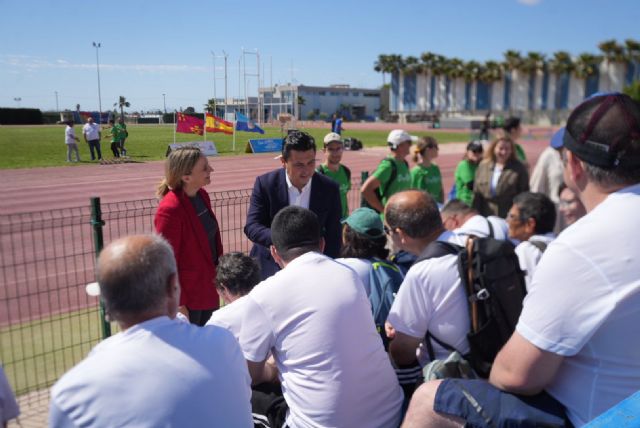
left=367, top=258, right=405, bottom=350
left=361, top=158, right=408, bottom=212
left=416, top=237, right=527, bottom=378
left=528, top=240, right=548, bottom=253
left=316, top=164, right=351, bottom=182
left=344, top=137, right=363, bottom=151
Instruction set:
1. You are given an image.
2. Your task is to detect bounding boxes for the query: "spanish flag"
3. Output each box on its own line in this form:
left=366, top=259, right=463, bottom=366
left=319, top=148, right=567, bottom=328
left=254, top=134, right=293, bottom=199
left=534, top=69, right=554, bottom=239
left=205, top=113, right=234, bottom=135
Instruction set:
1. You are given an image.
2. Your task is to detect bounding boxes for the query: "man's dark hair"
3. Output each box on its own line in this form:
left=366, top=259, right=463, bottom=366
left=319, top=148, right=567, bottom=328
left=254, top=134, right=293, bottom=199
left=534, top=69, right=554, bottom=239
left=282, top=130, right=316, bottom=161
left=564, top=93, right=640, bottom=187
left=386, top=190, right=442, bottom=239
left=513, top=192, right=556, bottom=234
left=440, top=199, right=476, bottom=217
left=503, top=117, right=521, bottom=132
left=271, top=206, right=321, bottom=262
left=340, top=225, right=389, bottom=259
left=216, top=252, right=261, bottom=297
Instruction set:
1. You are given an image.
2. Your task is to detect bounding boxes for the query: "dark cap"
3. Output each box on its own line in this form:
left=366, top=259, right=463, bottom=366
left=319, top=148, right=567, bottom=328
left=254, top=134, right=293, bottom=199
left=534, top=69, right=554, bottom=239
left=562, top=92, right=640, bottom=169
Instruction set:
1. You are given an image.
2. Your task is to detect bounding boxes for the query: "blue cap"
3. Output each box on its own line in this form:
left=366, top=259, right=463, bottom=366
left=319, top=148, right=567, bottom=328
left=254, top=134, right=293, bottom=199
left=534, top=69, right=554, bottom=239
left=550, top=127, right=566, bottom=149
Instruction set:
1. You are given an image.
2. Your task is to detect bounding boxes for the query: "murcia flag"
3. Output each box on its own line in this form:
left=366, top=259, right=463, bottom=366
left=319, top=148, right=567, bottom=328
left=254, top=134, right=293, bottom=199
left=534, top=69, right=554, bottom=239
left=205, top=113, right=233, bottom=135
left=176, top=113, right=204, bottom=135
left=235, top=112, right=265, bottom=134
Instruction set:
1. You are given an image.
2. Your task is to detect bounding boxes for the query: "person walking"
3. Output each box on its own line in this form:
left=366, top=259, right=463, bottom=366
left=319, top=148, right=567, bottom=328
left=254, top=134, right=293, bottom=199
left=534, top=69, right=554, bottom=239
left=64, top=120, right=80, bottom=162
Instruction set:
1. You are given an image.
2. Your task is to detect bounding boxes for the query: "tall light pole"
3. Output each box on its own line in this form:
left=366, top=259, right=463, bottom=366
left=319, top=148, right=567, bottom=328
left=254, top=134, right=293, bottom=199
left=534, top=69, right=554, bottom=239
left=162, top=93, right=167, bottom=114
left=13, top=97, right=21, bottom=107
left=92, top=42, right=103, bottom=123
left=54, top=91, right=59, bottom=112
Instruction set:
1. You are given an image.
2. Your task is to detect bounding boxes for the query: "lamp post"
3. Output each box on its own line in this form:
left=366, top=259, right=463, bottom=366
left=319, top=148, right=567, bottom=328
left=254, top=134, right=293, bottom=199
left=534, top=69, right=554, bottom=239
left=162, top=93, right=167, bottom=114
left=92, top=42, right=103, bottom=123
left=54, top=91, right=59, bottom=112
left=13, top=97, right=21, bottom=107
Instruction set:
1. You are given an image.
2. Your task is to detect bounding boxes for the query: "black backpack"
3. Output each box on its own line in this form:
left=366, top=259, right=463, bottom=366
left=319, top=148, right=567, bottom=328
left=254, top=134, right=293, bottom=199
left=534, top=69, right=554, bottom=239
left=361, top=158, right=408, bottom=212
left=416, top=237, right=527, bottom=378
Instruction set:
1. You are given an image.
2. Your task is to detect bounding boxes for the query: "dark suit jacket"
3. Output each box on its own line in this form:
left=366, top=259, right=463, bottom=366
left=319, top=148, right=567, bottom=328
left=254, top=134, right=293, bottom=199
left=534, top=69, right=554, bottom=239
left=472, top=158, right=529, bottom=218
left=154, top=188, right=223, bottom=310
left=244, top=169, right=342, bottom=279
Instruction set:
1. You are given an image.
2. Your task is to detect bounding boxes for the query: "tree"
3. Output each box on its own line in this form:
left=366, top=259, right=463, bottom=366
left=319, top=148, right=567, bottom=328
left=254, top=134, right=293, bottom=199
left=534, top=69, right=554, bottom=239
left=403, top=56, right=421, bottom=75
left=184, top=106, right=196, bottom=114
left=574, top=53, right=602, bottom=79
left=624, top=39, right=640, bottom=81
left=548, top=51, right=574, bottom=75
left=204, top=98, right=217, bottom=114
left=480, top=61, right=503, bottom=83
left=623, top=80, right=640, bottom=103
left=463, top=60, right=481, bottom=83
left=114, top=96, right=130, bottom=119
left=599, top=39, right=626, bottom=91
left=297, top=95, right=306, bottom=106
left=446, top=58, right=465, bottom=111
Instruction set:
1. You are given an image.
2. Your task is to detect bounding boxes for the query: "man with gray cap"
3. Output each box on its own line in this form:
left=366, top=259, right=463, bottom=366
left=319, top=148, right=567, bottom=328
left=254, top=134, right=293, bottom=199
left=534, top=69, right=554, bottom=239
left=317, top=132, right=351, bottom=219
left=49, top=234, right=253, bottom=428
left=402, top=93, right=640, bottom=427
left=361, top=129, right=415, bottom=213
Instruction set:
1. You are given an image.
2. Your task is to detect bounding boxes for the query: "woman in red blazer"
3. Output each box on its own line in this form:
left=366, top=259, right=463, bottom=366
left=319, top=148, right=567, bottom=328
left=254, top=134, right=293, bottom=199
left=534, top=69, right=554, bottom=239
left=154, top=147, right=223, bottom=326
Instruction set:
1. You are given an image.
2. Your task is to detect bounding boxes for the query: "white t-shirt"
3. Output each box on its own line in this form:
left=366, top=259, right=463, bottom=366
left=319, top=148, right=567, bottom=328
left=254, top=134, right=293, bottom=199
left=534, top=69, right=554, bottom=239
left=206, top=295, right=250, bottom=342
left=335, top=257, right=373, bottom=295
left=64, top=126, right=76, bottom=145
left=0, top=366, right=19, bottom=425
left=50, top=316, right=253, bottom=428
left=515, top=233, right=555, bottom=291
left=387, top=231, right=470, bottom=366
left=452, top=214, right=509, bottom=243
left=529, top=147, right=563, bottom=204
left=516, top=183, right=640, bottom=427
left=240, top=252, right=403, bottom=428
left=82, top=122, right=100, bottom=141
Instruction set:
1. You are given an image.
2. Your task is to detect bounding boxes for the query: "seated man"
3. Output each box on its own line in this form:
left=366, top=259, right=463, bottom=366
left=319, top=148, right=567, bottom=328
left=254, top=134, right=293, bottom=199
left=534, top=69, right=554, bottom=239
left=384, top=191, right=469, bottom=378
left=440, top=199, right=509, bottom=242
left=206, top=252, right=261, bottom=340
left=50, top=234, right=253, bottom=428
left=506, top=192, right=557, bottom=291
left=402, top=93, right=640, bottom=427
left=239, top=206, right=403, bottom=428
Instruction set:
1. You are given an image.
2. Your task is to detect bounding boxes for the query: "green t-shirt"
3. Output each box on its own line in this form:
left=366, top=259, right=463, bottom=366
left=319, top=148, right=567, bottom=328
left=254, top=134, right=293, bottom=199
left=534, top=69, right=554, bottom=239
left=372, top=157, right=411, bottom=206
left=110, top=125, right=126, bottom=142
left=454, top=159, right=478, bottom=206
left=515, top=143, right=526, bottom=162
left=410, top=163, right=443, bottom=203
left=317, top=164, right=351, bottom=219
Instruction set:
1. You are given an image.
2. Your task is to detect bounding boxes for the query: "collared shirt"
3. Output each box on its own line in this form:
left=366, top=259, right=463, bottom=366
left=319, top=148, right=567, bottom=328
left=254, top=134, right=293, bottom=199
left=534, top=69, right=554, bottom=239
left=82, top=123, right=100, bottom=141
left=285, top=172, right=312, bottom=208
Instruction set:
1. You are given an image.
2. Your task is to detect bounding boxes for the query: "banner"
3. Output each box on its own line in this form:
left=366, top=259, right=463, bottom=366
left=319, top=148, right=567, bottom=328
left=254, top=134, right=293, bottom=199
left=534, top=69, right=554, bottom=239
left=235, top=112, right=265, bottom=134
left=176, top=113, right=204, bottom=135
left=246, top=138, right=283, bottom=153
left=166, top=141, right=218, bottom=157
left=205, top=113, right=233, bottom=134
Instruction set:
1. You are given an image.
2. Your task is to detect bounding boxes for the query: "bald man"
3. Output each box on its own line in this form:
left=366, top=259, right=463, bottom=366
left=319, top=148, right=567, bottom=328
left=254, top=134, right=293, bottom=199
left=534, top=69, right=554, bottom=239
left=49, top=234, right=253, bottom=428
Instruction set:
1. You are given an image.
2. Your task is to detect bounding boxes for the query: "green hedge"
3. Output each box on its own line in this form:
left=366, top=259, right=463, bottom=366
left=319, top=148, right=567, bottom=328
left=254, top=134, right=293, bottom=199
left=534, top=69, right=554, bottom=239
left=0, top=108, right=44, bottom=125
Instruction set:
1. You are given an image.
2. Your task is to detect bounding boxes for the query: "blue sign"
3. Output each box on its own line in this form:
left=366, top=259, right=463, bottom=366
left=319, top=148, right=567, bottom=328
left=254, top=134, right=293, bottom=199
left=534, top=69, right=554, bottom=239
left=247, top=138, right=283, bottom=153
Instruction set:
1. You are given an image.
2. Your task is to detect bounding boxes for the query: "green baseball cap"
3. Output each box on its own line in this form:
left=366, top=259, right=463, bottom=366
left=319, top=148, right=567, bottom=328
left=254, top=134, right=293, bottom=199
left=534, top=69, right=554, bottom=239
left=341, top=207, right=385, bottom=239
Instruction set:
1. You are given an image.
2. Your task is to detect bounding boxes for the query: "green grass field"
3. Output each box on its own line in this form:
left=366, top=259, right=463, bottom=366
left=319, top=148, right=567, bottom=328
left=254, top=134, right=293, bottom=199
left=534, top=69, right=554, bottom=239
left=0, top=124, right=471, bottom=169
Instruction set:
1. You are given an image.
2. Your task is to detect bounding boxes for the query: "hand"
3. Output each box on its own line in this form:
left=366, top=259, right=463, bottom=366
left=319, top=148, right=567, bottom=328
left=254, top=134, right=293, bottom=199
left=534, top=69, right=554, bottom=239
left=385, top=321, right=396, bottom=340
left=178, top=305, right=189, bottom=319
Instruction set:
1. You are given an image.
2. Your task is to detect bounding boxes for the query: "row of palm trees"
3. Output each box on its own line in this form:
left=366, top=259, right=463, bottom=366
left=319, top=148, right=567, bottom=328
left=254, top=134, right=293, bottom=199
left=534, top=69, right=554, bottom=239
left=374, top=39, right=640, bottom=85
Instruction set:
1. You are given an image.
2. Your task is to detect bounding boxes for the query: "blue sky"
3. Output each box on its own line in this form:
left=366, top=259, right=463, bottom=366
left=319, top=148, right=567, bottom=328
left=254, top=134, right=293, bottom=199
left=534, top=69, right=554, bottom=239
left=1, top=0, right=638, bottom=112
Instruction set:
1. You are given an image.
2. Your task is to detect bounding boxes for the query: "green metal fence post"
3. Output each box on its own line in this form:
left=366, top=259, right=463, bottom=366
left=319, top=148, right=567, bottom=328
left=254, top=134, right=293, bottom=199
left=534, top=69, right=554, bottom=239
left=360, top=170, right=369, bottom=208
left=90, top=197, right=111, bottom=339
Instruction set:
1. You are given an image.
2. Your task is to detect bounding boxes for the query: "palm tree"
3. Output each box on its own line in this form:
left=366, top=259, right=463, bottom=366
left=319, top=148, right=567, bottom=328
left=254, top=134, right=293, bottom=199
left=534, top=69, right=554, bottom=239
left=447, top=58, right=465, bottom=111
left=521, top=52, right=546, bottom=110
left=574, top=53, right=602, bottom=79
left=624, top=39, right=640, bottom=81
left=598, top=39, right=626, bottom=91
left=114, top=96, right=130, bottom=119
left=204, top=98, right=217, bottom=114
left=374, top=54, right=394, bottom=86
left=502, top=50, right=523, bottom=111
left=403, top=56, right=421, bottom=75
left=548, top=51, right=574, bottom=110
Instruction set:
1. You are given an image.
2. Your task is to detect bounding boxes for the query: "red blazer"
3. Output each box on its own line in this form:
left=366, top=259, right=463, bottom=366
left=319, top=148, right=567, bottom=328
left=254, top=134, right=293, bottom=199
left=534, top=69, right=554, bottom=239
left=154, top=188, right=223, bottom=310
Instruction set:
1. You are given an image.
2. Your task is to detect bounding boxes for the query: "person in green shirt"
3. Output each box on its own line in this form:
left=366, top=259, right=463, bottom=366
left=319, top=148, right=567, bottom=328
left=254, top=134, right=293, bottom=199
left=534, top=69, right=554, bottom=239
left=503, top=116, right=529, bottom=168
left=454, top=140, right=484, bottom=206
left=106, top=119, right=122, bottom=158
left=361, top=129, right=414, bottom=213
left=317, top=132, right=351, bottom=219
left=410, top=136, right=444, bottom=203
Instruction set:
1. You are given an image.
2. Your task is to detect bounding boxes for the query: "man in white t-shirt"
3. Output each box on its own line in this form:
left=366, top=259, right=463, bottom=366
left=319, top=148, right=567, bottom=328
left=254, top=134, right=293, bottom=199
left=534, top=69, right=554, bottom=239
left=82, top=117, right=102, bottom=161
left=64, top=121, right=80, bottom=162
left=506, top=192, right=556, bottom=291
left=239, top=206, right=403, bottom=428
left=384, top=191, right=470, bottom=396
left=440, top=199, right=509, bottom=244
left=403, top=93, right=640, bottom=427
left=50, top=234, right=253, bottom=428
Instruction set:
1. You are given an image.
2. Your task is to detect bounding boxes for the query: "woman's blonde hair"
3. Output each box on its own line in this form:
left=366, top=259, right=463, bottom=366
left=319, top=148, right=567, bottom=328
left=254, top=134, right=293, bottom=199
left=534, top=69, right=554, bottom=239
left=156, top=147, right=203, bottom=198
left=412, top=136, right=437, bottom=163
left=484, top=137, right=517, bottom=164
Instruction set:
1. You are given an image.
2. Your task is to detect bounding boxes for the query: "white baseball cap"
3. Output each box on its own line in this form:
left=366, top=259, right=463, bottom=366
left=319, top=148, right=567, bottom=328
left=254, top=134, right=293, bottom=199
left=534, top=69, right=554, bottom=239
left=323, top=132, right=343, bottom=146
left=387, top=129, right=417, bottom=148
left=86, top=282, right=101, bottom=297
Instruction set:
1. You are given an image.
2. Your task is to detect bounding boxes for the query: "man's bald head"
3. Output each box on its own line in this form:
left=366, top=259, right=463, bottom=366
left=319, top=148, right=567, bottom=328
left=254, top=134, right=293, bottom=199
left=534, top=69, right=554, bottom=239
left=97, top=234, right=177, bottom=321
left=385, top=190, right=442, bottom=239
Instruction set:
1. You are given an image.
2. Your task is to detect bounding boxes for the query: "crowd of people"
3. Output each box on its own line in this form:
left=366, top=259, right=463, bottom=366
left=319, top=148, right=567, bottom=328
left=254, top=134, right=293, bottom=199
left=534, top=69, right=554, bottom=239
left=44, top=92, right=639, bottom=427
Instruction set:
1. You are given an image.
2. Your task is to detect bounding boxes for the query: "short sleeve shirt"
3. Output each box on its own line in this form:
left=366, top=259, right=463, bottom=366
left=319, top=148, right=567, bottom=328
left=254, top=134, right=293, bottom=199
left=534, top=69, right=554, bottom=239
left=318, top=164, right=351, bottom=218
left=372, top=157, right=411, bottom=205
left=411, top=164, right=443, bottom=203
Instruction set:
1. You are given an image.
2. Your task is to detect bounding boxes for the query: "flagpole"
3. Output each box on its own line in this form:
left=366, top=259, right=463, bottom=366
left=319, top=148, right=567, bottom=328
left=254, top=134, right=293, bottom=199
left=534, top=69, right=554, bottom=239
left=203, top=113, right=207, bottom=143
left=173, top=111, right=176, bottom=144
left=232, top=111, right=237, bottom=152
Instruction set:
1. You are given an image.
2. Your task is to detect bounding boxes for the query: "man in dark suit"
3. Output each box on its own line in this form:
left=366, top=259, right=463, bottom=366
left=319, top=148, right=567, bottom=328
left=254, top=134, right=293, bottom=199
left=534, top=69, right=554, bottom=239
left=244, top=130, right=342, bottom=279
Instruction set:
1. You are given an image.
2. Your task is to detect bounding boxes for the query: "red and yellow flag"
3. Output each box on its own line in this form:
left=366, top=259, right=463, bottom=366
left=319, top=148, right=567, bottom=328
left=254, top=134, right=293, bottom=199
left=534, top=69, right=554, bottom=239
left=205, top=113, right=233, bottom=135
left=176, top=113, right=204, bottom=135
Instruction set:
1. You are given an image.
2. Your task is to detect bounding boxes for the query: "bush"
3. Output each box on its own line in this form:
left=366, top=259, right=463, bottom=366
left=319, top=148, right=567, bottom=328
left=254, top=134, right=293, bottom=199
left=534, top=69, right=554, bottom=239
left=0, top=108, right=43, bottom=125
left=306, top=111, right=316, bottom=120
left=623, top=80, right=640, bottom=103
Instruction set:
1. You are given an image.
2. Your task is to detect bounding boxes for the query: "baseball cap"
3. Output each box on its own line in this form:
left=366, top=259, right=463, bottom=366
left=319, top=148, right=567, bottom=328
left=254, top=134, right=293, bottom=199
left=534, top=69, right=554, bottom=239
left=562, top=92, right=640, bottom=169
left=86, top=281, right=100, bottom=297
left=387, top=129, right=418, bottom=149
left=549, top=127, right=566, bottom=149
left=323, top=132, right=343, bottom=146
left=341, top=207, right=385, bottom=239
left=466, top=140, right=483, bottom=153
